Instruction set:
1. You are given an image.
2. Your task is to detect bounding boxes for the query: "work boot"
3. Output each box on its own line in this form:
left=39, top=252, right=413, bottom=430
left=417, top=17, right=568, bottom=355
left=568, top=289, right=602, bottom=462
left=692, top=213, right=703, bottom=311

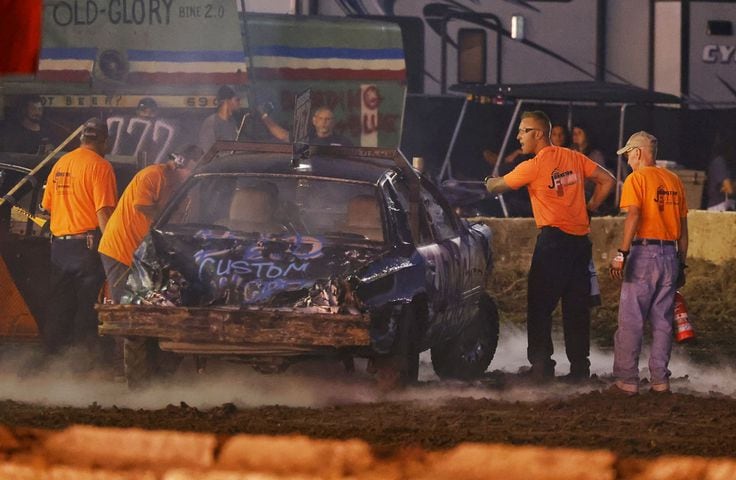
left=517, top=362, right=555, bottom=383
left=604, top=381, right=638, bottom=397
left=649, top=381, right=671, bottom=395
left=559, top=365, right=590, bottom=384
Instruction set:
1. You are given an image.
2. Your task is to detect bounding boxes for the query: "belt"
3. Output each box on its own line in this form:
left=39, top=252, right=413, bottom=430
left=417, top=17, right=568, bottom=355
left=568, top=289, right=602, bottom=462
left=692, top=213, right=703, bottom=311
left=632, top=238, right=676, bottom=246
left=53, top=232, right=91, bottom=240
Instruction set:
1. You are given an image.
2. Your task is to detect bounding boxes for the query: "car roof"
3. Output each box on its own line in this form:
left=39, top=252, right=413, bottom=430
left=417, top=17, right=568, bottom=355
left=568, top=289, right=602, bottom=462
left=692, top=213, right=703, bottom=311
left=195, top=144, right=402, bottom=185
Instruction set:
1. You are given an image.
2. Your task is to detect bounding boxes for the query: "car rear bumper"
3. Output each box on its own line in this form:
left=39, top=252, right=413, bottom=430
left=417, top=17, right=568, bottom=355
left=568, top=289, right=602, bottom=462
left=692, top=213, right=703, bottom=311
left=96, top=304, right=372, bottom=349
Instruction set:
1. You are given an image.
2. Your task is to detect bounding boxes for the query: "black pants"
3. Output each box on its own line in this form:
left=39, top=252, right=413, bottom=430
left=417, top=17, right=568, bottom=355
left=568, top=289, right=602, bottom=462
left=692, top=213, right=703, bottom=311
left=527, top=226, right=592, bottom=373
left=43, top=235, right=106, bottom=355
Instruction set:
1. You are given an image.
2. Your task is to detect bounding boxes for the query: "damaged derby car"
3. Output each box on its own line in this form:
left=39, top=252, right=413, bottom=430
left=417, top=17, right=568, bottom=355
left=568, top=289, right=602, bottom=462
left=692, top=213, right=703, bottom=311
left=97, top=143, right=498, bottom=389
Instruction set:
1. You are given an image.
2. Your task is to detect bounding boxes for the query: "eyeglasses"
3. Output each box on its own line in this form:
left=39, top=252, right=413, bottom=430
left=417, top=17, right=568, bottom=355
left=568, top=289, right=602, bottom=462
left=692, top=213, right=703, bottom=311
left=518, top=127, right=540, bottom=135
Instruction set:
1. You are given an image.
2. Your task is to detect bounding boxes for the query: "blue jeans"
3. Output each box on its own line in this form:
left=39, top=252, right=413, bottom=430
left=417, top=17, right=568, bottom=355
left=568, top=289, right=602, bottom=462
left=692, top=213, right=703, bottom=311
left=100, top=253, right=131, bottom=304
left=613, top=244, right=678, bottom=389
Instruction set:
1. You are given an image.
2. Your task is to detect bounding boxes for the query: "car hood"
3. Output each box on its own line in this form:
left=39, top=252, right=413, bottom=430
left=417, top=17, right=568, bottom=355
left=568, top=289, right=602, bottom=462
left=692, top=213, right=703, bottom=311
left=128, top=227, right=391, bottom=309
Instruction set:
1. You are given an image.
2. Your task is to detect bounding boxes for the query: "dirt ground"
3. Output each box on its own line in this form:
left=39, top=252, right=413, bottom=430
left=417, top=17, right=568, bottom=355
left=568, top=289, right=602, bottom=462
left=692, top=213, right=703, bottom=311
left=1, top=259, right=735, bottom=460
left=1, top=379, right=735, bottom=459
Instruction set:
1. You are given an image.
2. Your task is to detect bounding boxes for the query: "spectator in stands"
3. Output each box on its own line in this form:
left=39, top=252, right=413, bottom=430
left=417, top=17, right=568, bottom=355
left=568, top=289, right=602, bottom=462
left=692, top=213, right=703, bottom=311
left=117, top=97, right=160, bottom=162
left=551, top=123, right=570, bottom=148
left=136, top=97, right=158, bottom=120
left=572, top=123, right=606, bottom=167
left=198, top=86, right=241, bottom=151
left=309, top=106, right=352, bottom=146
left=706, top=131, right=735, bottom=211
left=199, top=86, right=289, bottom=151
left=573, top=123, right=613, bottom=214
left=1, top=95, right=51, bottom=154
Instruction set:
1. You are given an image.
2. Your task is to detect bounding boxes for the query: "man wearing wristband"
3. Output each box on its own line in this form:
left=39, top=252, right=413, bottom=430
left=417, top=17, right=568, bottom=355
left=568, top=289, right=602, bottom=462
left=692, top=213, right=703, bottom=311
left=485, top=110, right=615, bottom=383
left=609, top=131, right=688, bottom=396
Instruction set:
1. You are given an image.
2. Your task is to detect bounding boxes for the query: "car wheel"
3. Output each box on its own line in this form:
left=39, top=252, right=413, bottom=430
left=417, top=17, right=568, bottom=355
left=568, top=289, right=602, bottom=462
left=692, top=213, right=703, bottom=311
left=374, top=303, right=420, bottom=390
left=124, top=337, right=152, bottom=390
left=430, top=294, right=499, bottom=380
left=124, top=337, right=181, bottom=390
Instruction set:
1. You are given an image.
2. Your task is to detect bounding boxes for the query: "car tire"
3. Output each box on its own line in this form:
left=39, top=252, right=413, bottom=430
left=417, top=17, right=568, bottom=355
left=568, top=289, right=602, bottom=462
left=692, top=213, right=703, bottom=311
left=374, top=303, right=420, bottom=390
left=124, top=337, right=152, bottom=390
left=430, top=294, right=499, bottom=380
left=124, top=337, right=181, bottom=390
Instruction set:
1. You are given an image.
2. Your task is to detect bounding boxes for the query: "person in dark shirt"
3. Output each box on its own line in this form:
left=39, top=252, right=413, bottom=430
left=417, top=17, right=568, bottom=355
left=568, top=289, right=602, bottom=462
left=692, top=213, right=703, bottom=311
left=1, top=95, right=51, bottom=154
left=706, top=131, right=736, bottom=211
left=198, top=86, right=241, bottom=151
left=309, top=106, right=352, bottom=146
left=116, top=97, right=161, bottom=162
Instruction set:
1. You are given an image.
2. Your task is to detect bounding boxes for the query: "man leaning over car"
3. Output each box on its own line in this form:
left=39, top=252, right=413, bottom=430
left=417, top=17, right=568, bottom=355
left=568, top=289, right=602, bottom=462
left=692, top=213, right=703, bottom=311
left=98, top=145, right=204, bottom=303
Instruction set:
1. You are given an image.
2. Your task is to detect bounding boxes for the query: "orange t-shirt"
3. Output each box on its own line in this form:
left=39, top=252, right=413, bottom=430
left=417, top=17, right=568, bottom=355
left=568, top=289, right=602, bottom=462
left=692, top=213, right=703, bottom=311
left=99, top=164, right=180, bottom=266
left=503, top=146, right=599, bottom=235
left=41, top=147, right=117, bottom=236
left=619, top=166, right=688, bottom=241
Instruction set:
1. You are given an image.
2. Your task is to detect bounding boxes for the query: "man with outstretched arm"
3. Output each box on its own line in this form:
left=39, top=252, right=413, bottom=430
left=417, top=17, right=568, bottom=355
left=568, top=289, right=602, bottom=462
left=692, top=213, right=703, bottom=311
left=485, top=110, right=615, bottom=382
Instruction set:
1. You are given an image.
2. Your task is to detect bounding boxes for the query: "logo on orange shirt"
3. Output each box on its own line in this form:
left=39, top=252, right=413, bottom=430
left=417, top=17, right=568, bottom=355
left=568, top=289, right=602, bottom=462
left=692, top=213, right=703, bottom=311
left=655, top=185, right=680, bottom=211
left=54, top=171, right=72, bottom=195
left=547, top=169, right=578, bottom=196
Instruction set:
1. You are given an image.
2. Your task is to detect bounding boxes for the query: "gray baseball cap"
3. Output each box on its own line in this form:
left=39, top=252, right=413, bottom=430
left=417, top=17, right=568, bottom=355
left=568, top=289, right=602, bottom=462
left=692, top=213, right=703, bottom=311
left=82, top=117, right=109, bottom=139
left=616, top=131, right=657, bottom=156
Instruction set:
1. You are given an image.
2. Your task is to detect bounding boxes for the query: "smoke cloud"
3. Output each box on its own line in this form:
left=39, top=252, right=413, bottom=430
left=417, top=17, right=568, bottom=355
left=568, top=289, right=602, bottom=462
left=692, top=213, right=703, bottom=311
left=0, top=325, right=732, bottom=410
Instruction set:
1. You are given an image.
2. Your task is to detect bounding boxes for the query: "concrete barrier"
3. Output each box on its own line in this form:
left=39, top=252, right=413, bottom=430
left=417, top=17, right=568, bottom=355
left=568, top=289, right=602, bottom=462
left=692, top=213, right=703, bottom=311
left=3, top=424, right=736, bottom=479
left=478, top=210, right=736, bottom=270
left=419, top=443, right=616, bottom=480
left=217, top=434, right=374, bottom=477
left=43, top=425, right=217, bottom=471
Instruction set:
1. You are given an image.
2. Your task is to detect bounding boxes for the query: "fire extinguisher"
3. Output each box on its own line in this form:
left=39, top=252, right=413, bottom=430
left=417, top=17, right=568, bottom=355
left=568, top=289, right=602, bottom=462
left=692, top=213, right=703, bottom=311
left=674, top=291, right=696, bottom=343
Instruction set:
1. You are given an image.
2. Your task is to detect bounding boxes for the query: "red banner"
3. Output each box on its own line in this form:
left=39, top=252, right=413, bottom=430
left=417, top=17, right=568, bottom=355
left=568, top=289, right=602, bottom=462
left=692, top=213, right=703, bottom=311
left=0, top=0, right=42, bottom=75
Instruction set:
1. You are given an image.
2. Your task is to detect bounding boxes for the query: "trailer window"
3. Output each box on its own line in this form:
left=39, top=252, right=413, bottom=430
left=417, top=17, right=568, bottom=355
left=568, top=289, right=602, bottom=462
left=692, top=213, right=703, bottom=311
left=458, top=28, right=486, bottom=84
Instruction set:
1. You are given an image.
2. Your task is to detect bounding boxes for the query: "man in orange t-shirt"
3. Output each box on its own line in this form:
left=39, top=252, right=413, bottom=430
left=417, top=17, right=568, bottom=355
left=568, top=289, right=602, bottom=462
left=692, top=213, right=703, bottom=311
left=609, top=131, right=688, bottom=396
left=486, top=111, right=615, bottom=382
left=98, top=145, right=203, bottom=303
left=41, top=117, right=118, bottom=355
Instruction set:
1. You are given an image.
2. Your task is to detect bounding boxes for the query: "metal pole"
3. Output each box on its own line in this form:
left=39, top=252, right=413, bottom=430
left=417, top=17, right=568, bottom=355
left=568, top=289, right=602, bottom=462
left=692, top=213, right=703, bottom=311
left=566, top=102, right=573, bottom=132
left=615, top=103, right=629, bottom=206
left=440, top=18, right=447, bottom=94
left=438, top=97, right=469, bottom=182
left=239, top=0, right=256, bottom=83
left=494, top=100, right=523, bottom=178
left=492, top=100, right=524, bottom=218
